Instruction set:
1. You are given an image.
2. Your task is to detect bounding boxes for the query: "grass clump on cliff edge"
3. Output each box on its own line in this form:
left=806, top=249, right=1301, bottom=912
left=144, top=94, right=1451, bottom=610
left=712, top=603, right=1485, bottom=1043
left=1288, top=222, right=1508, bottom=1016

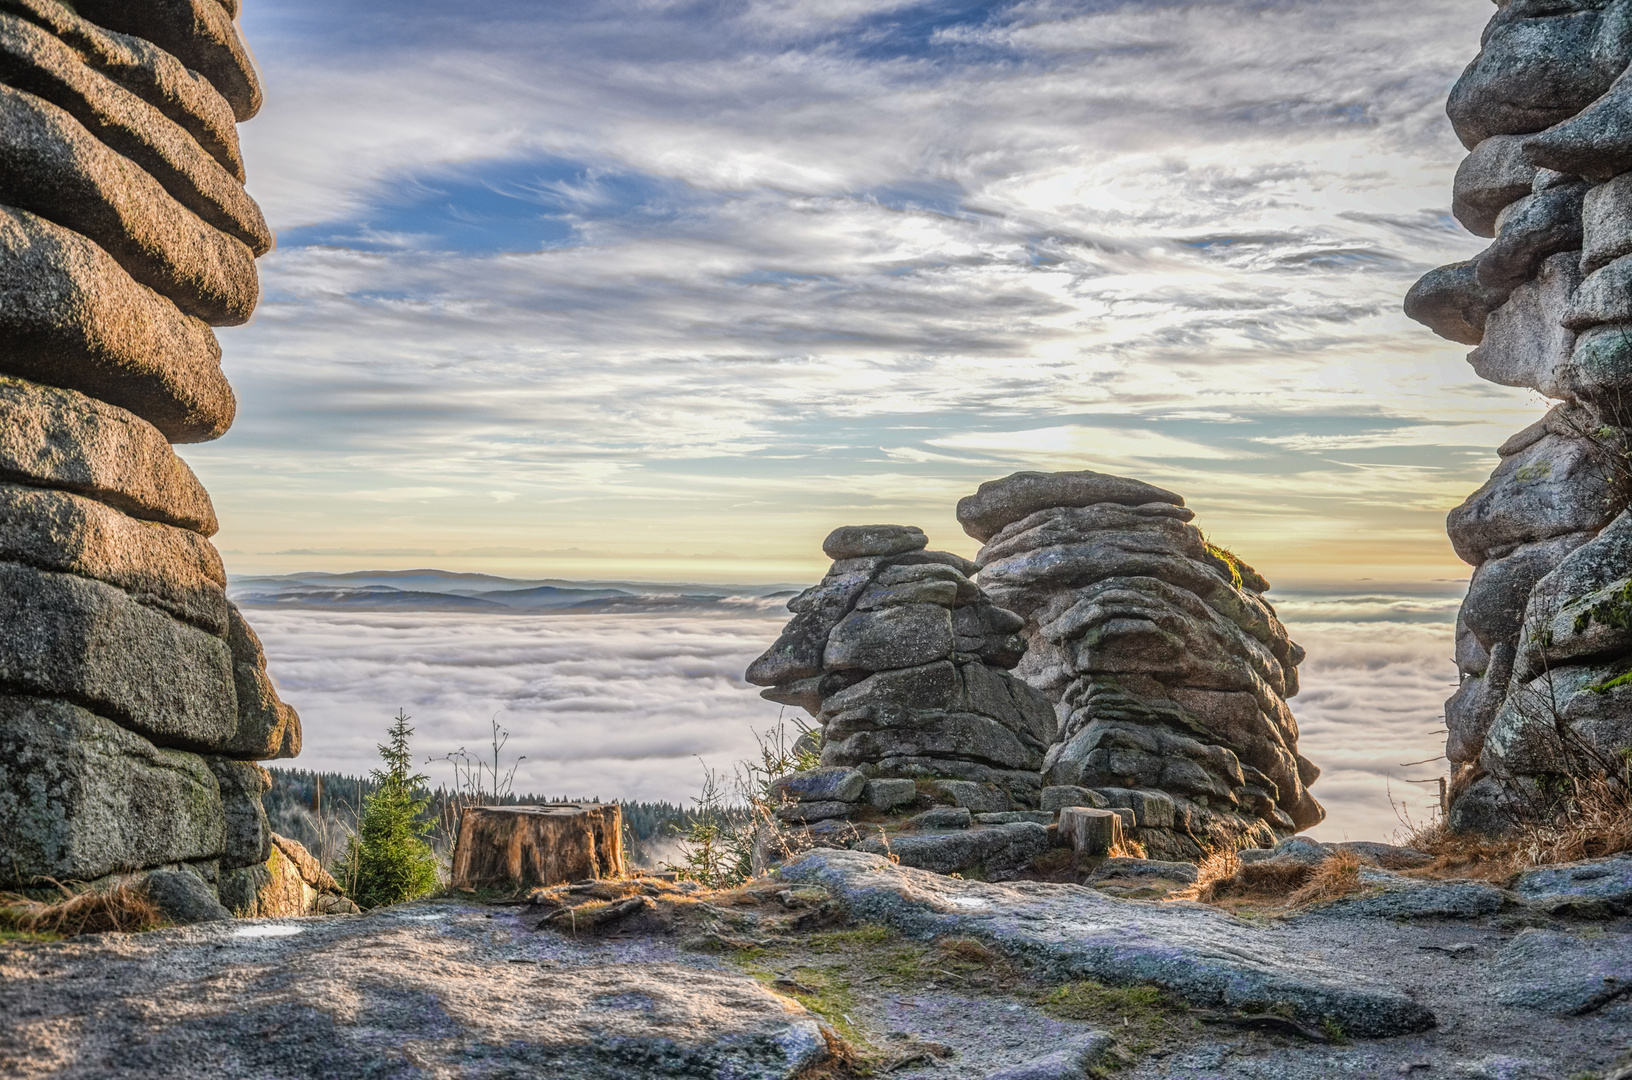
left=345, top=710, right=439, bottom=909
left=0, top=879, right=164, bottom=939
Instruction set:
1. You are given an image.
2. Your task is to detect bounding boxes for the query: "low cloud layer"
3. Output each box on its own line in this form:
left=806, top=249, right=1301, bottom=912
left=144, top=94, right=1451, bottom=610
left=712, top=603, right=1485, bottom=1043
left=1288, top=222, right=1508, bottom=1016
left=253, top=599, right=1457, bottom=841
left=252, top=608, right=794, bottom=804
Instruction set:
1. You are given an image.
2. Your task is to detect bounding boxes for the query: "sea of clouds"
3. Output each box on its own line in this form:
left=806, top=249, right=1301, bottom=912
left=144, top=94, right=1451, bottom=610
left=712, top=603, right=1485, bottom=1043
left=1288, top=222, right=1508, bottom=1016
left=248, top=584, right=1459, bottom=844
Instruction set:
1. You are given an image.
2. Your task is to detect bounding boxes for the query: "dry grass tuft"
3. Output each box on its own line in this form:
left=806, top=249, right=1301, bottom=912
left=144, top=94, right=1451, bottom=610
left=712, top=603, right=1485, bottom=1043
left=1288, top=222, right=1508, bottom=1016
left=1285, top=850, right=1364, bottom=907
left=1197, top=858, right=1310, bottom=904
left=0, top=880, right=165, bottom=937
left=1106, top=837, right=1149, bottom=860
left=792, top=1025, right=865, bottom=1079
left=1400, top=765, right=1632, bottom=883
left=1168, top=847, right=1239, bottom=904
left=1175, top=847, right=1364, bottom=912
left=937, top=936, right=999, bottom=965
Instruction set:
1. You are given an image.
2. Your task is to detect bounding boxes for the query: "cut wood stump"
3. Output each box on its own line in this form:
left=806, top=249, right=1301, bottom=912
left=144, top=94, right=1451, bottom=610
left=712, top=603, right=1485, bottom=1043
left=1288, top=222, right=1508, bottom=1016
left=1059, top=806, right=1123, bottom=856
left=451, top=804, right=623, bottom=891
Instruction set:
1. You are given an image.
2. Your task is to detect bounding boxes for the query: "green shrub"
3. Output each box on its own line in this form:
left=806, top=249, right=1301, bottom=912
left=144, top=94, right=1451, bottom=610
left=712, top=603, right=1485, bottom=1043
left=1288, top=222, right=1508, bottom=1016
left=345, top=711, right=440, bottom=908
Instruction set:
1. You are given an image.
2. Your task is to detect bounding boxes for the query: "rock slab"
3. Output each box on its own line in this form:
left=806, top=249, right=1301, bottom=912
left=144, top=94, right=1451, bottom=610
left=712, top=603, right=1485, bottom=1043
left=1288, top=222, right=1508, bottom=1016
left=776, top=848, right=1435, bottom=1038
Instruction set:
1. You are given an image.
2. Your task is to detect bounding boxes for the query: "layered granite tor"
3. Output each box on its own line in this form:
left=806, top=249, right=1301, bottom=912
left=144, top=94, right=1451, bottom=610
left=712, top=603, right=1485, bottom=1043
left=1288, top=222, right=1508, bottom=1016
left=746, top=524, right=1056, bottom=811
left=1406, top=0, right=1632, bottom=833
left=959, top=471, right=1324, bottom=857
left=0, top=0, right=298, bottom=909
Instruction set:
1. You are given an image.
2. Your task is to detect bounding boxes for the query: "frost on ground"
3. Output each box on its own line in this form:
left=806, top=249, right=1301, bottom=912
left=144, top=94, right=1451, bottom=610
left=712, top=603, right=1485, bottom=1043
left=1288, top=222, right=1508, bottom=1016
left=4, top=848, right=1631, bottom=1080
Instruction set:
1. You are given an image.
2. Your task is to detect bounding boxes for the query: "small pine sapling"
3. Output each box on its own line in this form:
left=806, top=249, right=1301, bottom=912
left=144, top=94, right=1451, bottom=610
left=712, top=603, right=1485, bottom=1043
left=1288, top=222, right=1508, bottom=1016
left=347, top=710, right=440, bottom=908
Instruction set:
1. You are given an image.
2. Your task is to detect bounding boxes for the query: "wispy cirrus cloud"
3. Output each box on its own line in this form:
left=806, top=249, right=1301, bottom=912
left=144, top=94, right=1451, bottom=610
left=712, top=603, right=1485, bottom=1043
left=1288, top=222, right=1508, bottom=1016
left=191, top=0, right=1518, bottom=587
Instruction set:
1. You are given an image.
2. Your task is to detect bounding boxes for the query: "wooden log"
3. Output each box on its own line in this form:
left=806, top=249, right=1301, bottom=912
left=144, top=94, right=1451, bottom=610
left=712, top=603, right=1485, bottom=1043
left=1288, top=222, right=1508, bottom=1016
left=1058, top=806, right=1123, bottom=856
left=450, top=803, right=622, bottom=891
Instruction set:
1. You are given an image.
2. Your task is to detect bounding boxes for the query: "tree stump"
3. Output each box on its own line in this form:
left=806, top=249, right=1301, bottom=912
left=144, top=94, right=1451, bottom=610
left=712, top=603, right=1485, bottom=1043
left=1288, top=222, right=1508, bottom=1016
left=1059, top=806, right=1123, bottom=856
left=450, top=804, right=623, bottom=891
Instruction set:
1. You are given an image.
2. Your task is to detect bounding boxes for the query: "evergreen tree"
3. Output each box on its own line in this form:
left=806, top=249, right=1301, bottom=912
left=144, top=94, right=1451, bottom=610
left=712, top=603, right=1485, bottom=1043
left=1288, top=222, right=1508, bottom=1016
left=346, top=711, right=439, bottom=908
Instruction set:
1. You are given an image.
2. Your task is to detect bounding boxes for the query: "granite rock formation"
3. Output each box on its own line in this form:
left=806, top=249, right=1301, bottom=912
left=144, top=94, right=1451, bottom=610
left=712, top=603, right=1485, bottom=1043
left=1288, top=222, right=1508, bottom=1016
left=1407, top=0, right=1632, bottom=833
left=0, top=0, right=297, bottom=901
left=746, top=524, right=1056, bottom=819
left=745, top=504, right=1321, bottom=870
left=958, top=471, right=1324, bottom=858
left=223, top=832, right=359, bottom=918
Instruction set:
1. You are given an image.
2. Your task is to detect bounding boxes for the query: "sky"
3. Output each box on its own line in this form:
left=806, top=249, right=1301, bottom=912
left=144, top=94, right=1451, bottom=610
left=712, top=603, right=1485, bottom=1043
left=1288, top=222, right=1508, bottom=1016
left=192, top=0, right=1525, bottom=839
left=188, top=0, right=1528, bottom=589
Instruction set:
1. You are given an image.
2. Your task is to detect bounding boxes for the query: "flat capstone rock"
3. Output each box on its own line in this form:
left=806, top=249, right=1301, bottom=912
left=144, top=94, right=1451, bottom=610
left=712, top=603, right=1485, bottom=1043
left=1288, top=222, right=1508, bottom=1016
left=905, top=806, right=972, bottom=830
left=1513, top=855, right=1632, bottom=916
left=138, top=868, right=230, bottom=925
left=956, top=470, right=1185, bottom=543
left=1307, top=880, right=1506, bottom=921
left=1086, top=857, right=1199, bottom=885
left=821, top=524, right=928, bottom=560
left=857, top=822, right=1050, bottom=876
left=1492, top=928, right=1632, bottom=1015
left=983, top=1032, right=1115, bottom=1080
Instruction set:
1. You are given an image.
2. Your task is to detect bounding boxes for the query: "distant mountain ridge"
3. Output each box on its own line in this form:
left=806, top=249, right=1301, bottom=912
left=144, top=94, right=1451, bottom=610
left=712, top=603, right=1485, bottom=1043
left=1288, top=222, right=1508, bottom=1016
left=228, top=569, right=801, bottom=614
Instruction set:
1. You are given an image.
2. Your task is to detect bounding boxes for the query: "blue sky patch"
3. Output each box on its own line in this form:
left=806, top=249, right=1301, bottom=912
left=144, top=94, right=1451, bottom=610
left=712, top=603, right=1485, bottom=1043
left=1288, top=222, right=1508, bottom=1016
left=276, top=155, right=713, bottom=254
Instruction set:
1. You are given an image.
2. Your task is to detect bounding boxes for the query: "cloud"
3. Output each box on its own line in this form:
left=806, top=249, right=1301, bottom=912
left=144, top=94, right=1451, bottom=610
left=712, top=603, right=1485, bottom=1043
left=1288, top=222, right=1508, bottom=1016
left=1288, top=619, right=1458, bottom=843
left=186, top=0, right=1532, bottom=587
left=252, top=608, right=796, bottom=805
left=206, top=2, right=1500, bottom=833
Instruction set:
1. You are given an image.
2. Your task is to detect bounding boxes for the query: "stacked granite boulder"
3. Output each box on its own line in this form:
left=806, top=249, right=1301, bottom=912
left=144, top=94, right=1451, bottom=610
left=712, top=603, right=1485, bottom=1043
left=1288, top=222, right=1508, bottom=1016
left=747, top=524, right=1056, bottom=812
left=0, top=0, right=299, bottom=914
left=957, top=471, right=1324, bottom=858
left=1406, top=0, right=1632, bottom=833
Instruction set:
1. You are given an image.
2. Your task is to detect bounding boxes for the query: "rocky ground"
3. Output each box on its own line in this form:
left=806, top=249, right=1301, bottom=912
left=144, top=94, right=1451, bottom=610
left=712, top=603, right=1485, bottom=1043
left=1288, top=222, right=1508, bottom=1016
left=3, top=847, right=1630, bottom=1080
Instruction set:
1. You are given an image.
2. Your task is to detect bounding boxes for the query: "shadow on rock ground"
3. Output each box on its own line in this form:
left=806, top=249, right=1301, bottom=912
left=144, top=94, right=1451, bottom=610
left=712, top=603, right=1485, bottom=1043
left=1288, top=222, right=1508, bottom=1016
left=3, top=848, right=1631, bottom=1079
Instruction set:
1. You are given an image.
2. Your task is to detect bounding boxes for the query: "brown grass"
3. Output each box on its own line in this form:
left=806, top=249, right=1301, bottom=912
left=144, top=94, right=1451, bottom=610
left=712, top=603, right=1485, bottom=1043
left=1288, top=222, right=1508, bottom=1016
left=937, top=936, right=1000, bottom=965
left=792, top=1025, right=864, bottom=1079
left=1399, top=765, right=1632, bottom=883
left=0, top=880, right=165, bottom=937
left=1174, top=848, right=1364, bottom=912
left=1165, top=847, right=1238, bottom=904
left=1106, top=836, right=1149, bottom=860
left=1285, top=850, right=1363, bottom=906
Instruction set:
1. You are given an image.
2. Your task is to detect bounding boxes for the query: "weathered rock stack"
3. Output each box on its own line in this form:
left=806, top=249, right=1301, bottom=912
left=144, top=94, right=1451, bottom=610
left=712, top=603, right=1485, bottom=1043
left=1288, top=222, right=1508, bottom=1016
left=1406, top=1, right=1632, bottom=832
left=958, top=471, right=1324, bottom=858
left=0, top=0, right=298, bottom=911
left=747, top=524, right=1056, bottom=820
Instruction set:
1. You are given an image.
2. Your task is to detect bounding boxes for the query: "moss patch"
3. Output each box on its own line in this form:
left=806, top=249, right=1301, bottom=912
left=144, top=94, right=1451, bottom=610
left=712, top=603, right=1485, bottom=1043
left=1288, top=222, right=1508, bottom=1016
left=1039, top=979, right=1192, bottom=1056
left=1589, top=668, right=1632, bottom=694
left=1204, top=542, right=1244, bottom=589
left=1573, top=579, right=1632, bottom=636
